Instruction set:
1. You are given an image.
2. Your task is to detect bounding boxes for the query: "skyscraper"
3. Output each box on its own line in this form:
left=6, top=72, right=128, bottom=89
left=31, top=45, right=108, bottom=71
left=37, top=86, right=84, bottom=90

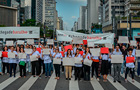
left=79, top=6, right=86, bottom=30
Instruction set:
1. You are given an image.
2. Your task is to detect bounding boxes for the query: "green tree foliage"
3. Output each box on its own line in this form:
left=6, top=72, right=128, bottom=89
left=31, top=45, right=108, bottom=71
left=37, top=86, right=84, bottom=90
left=0, top=25, right=6, bottom=27
left=21, top=19, right=36, bottom=26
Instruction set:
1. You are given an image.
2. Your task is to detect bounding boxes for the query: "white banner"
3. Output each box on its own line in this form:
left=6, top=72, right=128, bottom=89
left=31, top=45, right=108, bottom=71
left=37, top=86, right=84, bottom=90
left=56, top=30, right=114, bottom=44
left=0, top=27, right=40, bottom=39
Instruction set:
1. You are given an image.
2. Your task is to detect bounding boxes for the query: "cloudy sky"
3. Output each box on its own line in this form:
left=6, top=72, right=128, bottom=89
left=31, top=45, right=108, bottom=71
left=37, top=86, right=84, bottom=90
left=25, top=0, right=87, bottom=30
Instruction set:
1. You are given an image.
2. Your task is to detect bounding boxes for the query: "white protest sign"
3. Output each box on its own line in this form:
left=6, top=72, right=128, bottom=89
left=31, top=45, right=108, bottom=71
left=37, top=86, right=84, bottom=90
left=17, top=40, right=24, bottom=45
left=130, top=40, right=137, bottom=46
left=118, top=36, right=129, bottom=43
left=136, top=50, right=140, bottom=57
left=30, top=55, right=38, bottom=62
left=0, top=51, right=2, bottom=57
left=74, top=57, right=82, bottom=64
left=18, top=53, right=26, bottom=59
left=47, top=39, right=54, bottom=45
left=43, top=49, right=50, bottom=55
left=8, top=52, right=15, bottom=58
left=6, top=41, right=13, bottom=46
left=63, top=57, right=75, bottom=66
left=84, top=59, right=92, bottom=66
left=88, top=41, right=94, bottom=47
left=27, top=39, right=34, bottom=45
left=72, top=37, right=83, bottom=44
left=53, top=58, right=61, bottom=64
left=111, top=55, right=123, bottom=63
left=105, top=43, right=113, bottom=48
left=25, top=49, right=32, bottom=54
left=90, top=48, right=100, bottom=56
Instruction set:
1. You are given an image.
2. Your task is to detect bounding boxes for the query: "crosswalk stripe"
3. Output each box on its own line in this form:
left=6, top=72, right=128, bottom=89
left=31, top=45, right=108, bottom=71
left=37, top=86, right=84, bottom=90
left=69, top=70, right=79, bottom=90
left=44, top=71, right=57, bottom=90
left=90, top=76, right=104, bottom=90
left=0, top=72, right=20, bottom=90
left=107, top=75, right=127, bottom=90
left=121, top=74, right=140, bottom=89
left=18, top=76, right=38, bottom=90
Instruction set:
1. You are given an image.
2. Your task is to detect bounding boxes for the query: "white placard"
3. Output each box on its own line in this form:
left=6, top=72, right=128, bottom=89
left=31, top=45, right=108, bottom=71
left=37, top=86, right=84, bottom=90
left=130, top=40, right=137, bottom=46
left=18, top=53, right=26, bottom=59
left=105, top=43, right=112, bottom=48
left=47, top=39, right=54, bottom=45
left=90, top=48, right=100, bottom=56
left=74, top=57, right=82, bottom=64
left=111, top=55, right=123, bottom=63
left=136, top=50, right=140, bottom=57
left=25, top=49, right=32, bottom=54
left=88, top=41, right=94, bottom=47
left=63, top=57, right=75, bottom=66
left=17, top=40, right=24, bottom=45
left=27, top=39, right=34, bottom=44
left=8, top=52, right=15, bottom=58
left=30, top=55, right=38, bottom=62
left=118, top=36, right=129, bottom=44
left=43, top=49, right=50, bottom=55
left=53, top=58, right=61, bottom=64
left=84, top=59, right=92, bottom=66
left=0, top=51, right=2, bottom=57
left=6, top=41, right=13, bottom=46
left=72, top=37, right=83, bottom=44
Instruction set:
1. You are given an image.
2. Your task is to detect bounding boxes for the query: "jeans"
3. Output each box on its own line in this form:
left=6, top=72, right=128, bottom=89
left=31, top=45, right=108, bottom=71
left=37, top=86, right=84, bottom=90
left=31, top=61, right=40, bottom=75
left=113, top=63, right=121, bottom=81
left=9, top=63, right=17, bottom=77
left=125, top=67, right=135, bottom=79
left=2, top=62, right=9, bottom=73
left=75, top=67, right=82, bottom=80
left=27, top=61, right=31, bottom=73
left=121, top=60, right=126, bottom=74
left=137, top=62, right=140, bottom=76
left=54, top=64, right=60, bottom=77
left=45, top=63, right=51, bottom=76
left=50, top=61, right=53, bottom=71
left=0, top=59, right=2, bottom=73
left=91, top=62, right=99, bottom=78
left=19, top=64, right=26, bottom=77
left=84, top=65, right=90, bottom=81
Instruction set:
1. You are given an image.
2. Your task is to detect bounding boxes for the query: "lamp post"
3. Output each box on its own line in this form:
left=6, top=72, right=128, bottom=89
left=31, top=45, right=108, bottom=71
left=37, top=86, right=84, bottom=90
left=44, top=20, right=47, bottom=45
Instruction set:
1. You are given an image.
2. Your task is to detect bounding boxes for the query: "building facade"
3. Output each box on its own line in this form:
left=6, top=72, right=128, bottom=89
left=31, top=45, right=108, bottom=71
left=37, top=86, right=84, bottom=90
left=0, top=5, right=17, bottom=26
left=58, top=17, right=63, bottom=30
left=79, top=6, right=86, bottom=30
left=25, top=6, right=31, bottom=20
left=0, top=0, right=11, bottom=7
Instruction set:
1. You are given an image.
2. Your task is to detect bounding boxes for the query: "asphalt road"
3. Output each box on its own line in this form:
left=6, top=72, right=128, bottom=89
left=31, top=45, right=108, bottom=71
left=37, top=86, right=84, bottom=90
left=0, top=69, right=140, bottom=90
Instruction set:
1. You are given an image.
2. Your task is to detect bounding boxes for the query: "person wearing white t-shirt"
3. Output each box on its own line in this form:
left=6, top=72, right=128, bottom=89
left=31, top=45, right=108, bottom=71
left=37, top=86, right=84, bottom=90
left=30, top=46, right=40, bottom=77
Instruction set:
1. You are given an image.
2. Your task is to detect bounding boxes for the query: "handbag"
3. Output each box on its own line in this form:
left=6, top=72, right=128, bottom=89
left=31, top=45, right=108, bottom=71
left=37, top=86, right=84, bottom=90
left=19, top=61, right=25, bottom=66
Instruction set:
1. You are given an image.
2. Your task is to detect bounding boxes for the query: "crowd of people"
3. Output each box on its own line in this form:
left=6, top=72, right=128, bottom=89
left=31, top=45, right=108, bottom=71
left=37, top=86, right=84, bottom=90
left=0, top=42, right=140, bottom=83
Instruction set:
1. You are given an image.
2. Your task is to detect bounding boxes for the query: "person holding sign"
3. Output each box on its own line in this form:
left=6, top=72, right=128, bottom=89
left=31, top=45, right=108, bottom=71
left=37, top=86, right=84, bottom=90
left=74, top=49, right=83, bottom=81
left=19, top=47, right=27, bottom=78
left=8, top=46, right=18, bottom=77
left=30, top=46, right=40, bottom=77
left=65, top=49, right=73, bottom=80
left=2, top=46, right=9, bottom=74
left=83, top=47, right=92, bottom=81
left=125, top=49, right=135, bottom=83
left=112, top=46, right=122, bottom=83
left=42, top=47, right=52, bottom=78
left=53, top=48, right=62, bottom=80
left=100, top=47, right=110, bottom=82
left=91, top=46, right=100, bottom=81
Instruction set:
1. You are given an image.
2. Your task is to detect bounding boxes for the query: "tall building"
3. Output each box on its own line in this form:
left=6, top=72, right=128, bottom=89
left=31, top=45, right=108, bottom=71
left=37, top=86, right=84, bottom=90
left=45, top=0, right=57, bottom=30
left=87, top=0, right=100, bottom=32
left=0, top=5, right=17, bottom=26
left=0, top=0, right=11, bottom=7
left=102, top=0, right=125, bottom=32
left=125, top=0, right=140, bottom=16
left=58, top=17, right=63, bottom=30
left=79, top=6, right=86, bottom=30
left=85, top=8, right=88, bottom=30
left=11, top=0, right=19, bottom=8
left=25, top=6, right=31, bottom=20
left=31, top=0, right=45, bottom=23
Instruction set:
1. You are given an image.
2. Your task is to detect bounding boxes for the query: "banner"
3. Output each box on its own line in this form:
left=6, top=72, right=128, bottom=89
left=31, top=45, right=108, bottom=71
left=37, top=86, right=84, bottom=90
left=56, top=30, right=114, bottom=44
left=0, top=27, right=40, bottom=39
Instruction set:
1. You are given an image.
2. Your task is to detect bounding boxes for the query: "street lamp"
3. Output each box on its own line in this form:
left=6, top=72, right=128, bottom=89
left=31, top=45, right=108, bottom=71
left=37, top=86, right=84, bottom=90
left=44, top=20, right=47, bottom=45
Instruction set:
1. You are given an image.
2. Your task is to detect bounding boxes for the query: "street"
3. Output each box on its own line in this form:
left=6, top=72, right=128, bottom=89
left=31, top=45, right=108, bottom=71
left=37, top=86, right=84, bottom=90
left=0, top=69, right=140, bottom=90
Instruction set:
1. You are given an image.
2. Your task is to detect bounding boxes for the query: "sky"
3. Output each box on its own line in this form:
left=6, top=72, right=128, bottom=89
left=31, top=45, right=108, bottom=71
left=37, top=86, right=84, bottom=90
left=25, top=0, right=87, bottom=30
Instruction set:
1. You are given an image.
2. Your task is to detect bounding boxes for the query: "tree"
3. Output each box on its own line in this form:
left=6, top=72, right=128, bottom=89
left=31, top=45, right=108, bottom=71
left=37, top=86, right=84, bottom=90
left=21, top=19, right=36, bottom=26
left=0, top=25, right=6, bottom=27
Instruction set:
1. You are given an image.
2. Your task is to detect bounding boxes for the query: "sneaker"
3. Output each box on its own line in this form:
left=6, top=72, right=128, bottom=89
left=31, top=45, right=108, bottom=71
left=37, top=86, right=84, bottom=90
left=66, top=78, right=68, bottom=80
left=91, top=78, right=93, bottom=80
left=125, top=79, right=127, bottom=83
left=69, top=78, right=71, bottom=80
left=114, top=80, right=116, bottom=83
left=118, top=81, right=121, bottom=83
left=97, top=78, right=99, bottom=81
